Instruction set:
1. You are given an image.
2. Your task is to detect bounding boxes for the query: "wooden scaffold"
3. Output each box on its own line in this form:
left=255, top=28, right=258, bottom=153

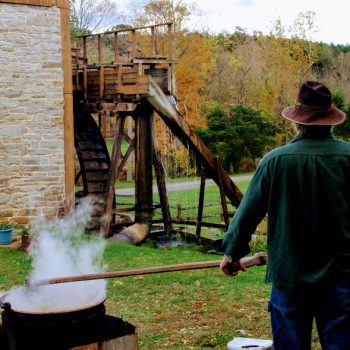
left=72, top=22, right=243, bottom=243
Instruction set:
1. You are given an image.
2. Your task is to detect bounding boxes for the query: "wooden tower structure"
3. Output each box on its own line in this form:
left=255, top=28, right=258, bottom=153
left=72, top=23, right=243, bottom=242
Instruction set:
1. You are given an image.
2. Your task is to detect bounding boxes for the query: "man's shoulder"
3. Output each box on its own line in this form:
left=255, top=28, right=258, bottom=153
left=259, top=144, right=294, bottom=165
left=259, top=138, right=350, bottom=166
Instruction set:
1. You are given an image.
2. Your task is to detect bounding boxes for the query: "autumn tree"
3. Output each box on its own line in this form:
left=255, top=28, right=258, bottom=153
left=204, top=29, right=253, bottom=107
left=313, top=44, right=350, bottom=103
left=127, top=0, right=213, bottom=176
left=332, top=90, right=350, bottom=141
left=131, top=0, right=198, bottom=32
left=70, top=0, right=123, bottom=40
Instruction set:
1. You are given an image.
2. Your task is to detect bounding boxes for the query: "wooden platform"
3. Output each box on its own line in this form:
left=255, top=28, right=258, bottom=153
left=72, top=22, right=176, bottom=107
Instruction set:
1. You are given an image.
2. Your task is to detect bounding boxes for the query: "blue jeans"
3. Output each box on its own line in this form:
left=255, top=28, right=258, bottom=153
left=268, top=267, right=350, bottom=350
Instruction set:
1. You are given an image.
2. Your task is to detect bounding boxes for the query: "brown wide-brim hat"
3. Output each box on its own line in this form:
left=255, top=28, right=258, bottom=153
left=282, top=81, right=346, bottom=125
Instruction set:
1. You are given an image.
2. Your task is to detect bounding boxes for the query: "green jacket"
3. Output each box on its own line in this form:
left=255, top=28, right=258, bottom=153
left=222, top=133, right=350, bottom=297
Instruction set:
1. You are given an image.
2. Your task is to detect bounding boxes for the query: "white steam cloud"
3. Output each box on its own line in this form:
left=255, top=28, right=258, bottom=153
left=4, top=199, right=107, bottom=313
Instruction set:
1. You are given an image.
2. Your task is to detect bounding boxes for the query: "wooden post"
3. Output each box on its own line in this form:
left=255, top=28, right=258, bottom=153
left=101, top=112, right=107, bottom=138
left=98, top=34, right=102, bottom=64
left=167, top=23, right=176, bottom=96
left=151, top=26, right=156, bottom=56
left=99, top=66, right=105, bottom=99
left=83, top=36, right=87, bottom=61
left=127, top=116, right=133, bottom=181
left=116, top=127, right=135, bottom=176
left=214, top=157, right=230, bottom=229
left=131, top=30, right=136, bottom=60
left=195, top=172, right=206, bottom=236
left=100, top=115, right=126, bottom=237
left=135, top=103, right=154, bottom=224
left=82, top=36, right=88, bottom=100
left=60, top=1, right=75, bottom=212
left=114, top=32, right=119, bottom=63
left=98, top=34, right=104, bottom=99
left=153, top=147, right=172, bottom=234
left=167, top=23, right=174, bottom=60
left=176, top=203, right=181, bottom=220
left=117, top=63, right=123, bottom=91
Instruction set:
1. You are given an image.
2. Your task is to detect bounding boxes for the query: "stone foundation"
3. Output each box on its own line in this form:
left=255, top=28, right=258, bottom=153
left=0, top=3, right=65, bottom=224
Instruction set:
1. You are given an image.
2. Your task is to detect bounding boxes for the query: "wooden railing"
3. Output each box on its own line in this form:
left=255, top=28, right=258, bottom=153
left=72, top=23, right=176, bottom=101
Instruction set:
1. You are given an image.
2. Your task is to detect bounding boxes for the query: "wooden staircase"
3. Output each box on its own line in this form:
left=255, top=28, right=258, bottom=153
left=74, top=112, right=116, bottom=232
left=74, top=112, right=110, bottom=196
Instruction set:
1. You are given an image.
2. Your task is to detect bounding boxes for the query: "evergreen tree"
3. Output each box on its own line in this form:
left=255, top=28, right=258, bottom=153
left=196, top=103, right=279, bottom=172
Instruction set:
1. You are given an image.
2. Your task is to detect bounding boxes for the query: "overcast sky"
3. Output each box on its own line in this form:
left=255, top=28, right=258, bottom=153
left=118, top=0, right=350, bottom=45
left=188, top=0, right=349, bottom=45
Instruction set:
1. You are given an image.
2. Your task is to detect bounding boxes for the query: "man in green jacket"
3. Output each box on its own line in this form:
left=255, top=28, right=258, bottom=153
left=220, top=81, right=350, bottom=350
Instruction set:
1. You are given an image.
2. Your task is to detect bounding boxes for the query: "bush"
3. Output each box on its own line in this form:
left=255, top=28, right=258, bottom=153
left=0, top=223, right=13, bottom=230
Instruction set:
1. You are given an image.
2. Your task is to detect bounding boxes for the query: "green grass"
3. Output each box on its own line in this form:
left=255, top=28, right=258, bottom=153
left=0, top=241, right=323, bottom=349
left=103, top=243, right=271, bottom=350
left=0, top=243, right=270, bottom=349
left=106, top=138, right=130, bottom=156
left=114, top=178, right=255, bottom=240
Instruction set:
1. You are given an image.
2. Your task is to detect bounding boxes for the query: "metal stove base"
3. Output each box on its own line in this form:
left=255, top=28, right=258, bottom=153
left=0, top=315, right=138, bottom=350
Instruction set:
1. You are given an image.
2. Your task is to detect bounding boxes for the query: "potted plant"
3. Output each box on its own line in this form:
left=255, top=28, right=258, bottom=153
left=0, top=223, right=14, bottom=245
left=20, top=227, right=32, bottom=250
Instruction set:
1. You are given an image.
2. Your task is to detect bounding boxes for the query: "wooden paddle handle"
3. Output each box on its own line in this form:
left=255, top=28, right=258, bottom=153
left=30, top=252, right=268, bottom=286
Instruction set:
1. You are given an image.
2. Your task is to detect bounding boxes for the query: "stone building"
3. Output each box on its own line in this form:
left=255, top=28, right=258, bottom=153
left=0, top=0, right=74, bottom=225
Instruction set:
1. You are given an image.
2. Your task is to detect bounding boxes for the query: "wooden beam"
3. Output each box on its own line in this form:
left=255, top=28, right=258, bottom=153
left=83, top=36, right=88, bottom=100
left=100, top=115, right=126, bottom=237
left=98, top=34, right=102, bottom=65
left=170, top=219, right=227, bottom=229
left=117, top=142, right=135, bottom=176
left=167, top=23, right=174, bottom=60
left=60, top=6, right=75, bottom=212
left=215, top=157, right=230, bottom=229
left=0, top=0, right=69, bottom=8
left=135, top=103, right=154, bottom=224
left=151, top=26, right=156, bottom=56
left=97, top=35, right=105, bottom=99
left=78, top=22, right=173, bottom=38
left=146, top=76, right=243, bottom=207
left=131, top=30, right=136, bottom=60
left=101, top=113, right=107, bottom=138
left=195, top=172, right=206, bottom=236
left=99, top=66, right=104, bottom=99
left=153, top=147, right=172, bottom=234
left=83, top=36, right=87, bottom=61
left=114, top=32, right=119, bottom=63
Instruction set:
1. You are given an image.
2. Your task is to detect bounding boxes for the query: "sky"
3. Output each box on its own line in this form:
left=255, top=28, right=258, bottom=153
left=187, top=0, right=349, bottom=45
left=118, top=0, right=350, bottom=45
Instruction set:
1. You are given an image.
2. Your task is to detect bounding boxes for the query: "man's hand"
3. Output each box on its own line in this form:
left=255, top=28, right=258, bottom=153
left=220, top=256, right=247, bottom=276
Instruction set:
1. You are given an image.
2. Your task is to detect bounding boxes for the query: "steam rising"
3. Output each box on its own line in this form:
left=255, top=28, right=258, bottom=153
left=4, top=199, right=107, bottom=313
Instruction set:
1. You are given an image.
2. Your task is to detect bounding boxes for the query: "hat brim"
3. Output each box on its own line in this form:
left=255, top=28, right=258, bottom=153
left=282, top=105, right=346, bottom=126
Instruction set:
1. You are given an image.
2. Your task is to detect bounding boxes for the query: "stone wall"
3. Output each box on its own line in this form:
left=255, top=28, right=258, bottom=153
left=0, top=3, right=65, bottom=224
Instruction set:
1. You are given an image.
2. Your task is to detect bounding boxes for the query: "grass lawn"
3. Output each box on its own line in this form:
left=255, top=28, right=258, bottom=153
left=0, top=241, right=322, bottom=349
left=1, top=175, right=322, bottom=349
left=114, top=177, right=260, bottom=243
left=0, top=242, right=270, bottom=349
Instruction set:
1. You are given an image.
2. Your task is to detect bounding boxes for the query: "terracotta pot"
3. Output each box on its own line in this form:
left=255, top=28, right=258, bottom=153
left=21, top=236, right=31, bottom=250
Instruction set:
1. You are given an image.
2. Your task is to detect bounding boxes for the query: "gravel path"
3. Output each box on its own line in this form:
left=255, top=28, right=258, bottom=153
left=115, top=174, right=253, bottom=196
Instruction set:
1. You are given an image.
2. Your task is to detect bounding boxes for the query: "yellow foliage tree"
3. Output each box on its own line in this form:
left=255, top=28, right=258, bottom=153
left=175, top=32, right=213, bottom=129
left=133, top=0, right=213, bottom=174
